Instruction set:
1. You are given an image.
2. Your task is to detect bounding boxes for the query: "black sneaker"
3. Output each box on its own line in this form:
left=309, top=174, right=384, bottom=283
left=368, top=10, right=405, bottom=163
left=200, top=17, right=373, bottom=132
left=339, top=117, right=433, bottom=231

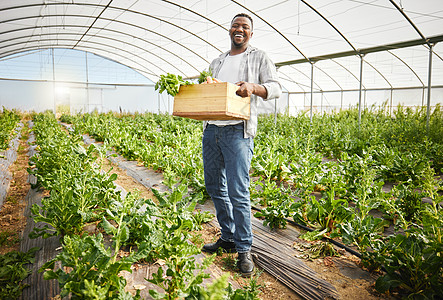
left=237, top=251, right=255, bottom=277
left=202, top=238, right=237, bottom=253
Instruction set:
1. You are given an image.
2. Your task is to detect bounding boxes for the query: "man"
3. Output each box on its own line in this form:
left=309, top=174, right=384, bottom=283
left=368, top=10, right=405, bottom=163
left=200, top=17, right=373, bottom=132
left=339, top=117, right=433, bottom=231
left=201, top=13, right=282, bottom=277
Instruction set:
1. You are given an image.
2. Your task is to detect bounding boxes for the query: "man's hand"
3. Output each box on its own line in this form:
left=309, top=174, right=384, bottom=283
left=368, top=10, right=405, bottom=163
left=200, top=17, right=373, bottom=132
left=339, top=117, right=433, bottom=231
left=236, top=81, right=267, bottom=99
left=201, top=76, right=222, bottom=84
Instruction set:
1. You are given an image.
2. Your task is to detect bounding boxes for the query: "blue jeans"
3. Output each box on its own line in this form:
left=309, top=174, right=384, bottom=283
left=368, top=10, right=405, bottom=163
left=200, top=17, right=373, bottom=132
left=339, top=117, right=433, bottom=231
left=202, top=123, right=254, bottom=253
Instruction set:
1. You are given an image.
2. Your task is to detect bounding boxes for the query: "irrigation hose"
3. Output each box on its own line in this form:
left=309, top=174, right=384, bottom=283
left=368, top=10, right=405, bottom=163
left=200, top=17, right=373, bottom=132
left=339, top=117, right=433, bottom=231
left=250, top=205, right=362, bottom=258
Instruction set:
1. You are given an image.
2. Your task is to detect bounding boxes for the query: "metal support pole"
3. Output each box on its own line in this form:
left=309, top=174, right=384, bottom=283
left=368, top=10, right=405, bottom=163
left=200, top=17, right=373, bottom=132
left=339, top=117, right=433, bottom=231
left=274, top=98, right=278, bottom=124
left=358, top=54, right=364, bottom=127
left=101, top=89, right=104, bottom=112
left=310, top=62, right=314, bottom=122
left=364, top=89, right=367, bottom=109
left=340, top=90, right=343, bottom=110
left=426, top=44, right=434, bottom=132
left=321, top=92, right=324, bottom=113
left=85, top=52, right=90, bottom=113
left=52, top=48, right=56, bottom=116
left=390, top=88, right=393, bottom=115
left=287, top=92, right=290, bottom=115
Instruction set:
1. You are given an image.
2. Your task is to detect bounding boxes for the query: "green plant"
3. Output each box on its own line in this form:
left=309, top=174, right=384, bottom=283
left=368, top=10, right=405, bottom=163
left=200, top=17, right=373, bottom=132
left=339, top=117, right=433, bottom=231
left=362, top=172, right=443, bottom=299
left=198, top=69, right=213, bottom=84
left=395, top=183, right=424, bottom=223
left=335, top=158, right=390, bottom=253
left=155, top=73, right=193, bottom=96
left=41, top=233, right=147, bottom=299
left=289, top=151, right=323, bottom=198
left=297, top=189, right=353, bottom=240
left=220, top=252, right=237, bottom=271
left=370, top=232, right=443, bottom=299
left=387, top=151, right=430, bottom=184
left=252, top=179, right=294, bottom=229
left=29, top=167, right=119, bottom=238
left=381, top=183, right=424, bottom=232
left=225, top=271, right=263, bottom=300
left=146, top=216, right=216, bottom=300
left=315, top=160, right=347, bottom=196
left=28, top=113, right=120, bottom=238
left=101, top=192, right=147, bottom=260
left=337, top=215, right=387, bottom=253
left=252, top=140, right=292, bottom=182
left=0, top=247, right=38, bottom=300
left=0, top=231, right=13, bottom=247
left=186, top=273, right=229, bottom=300
left=151, top=183, right=206, bottom=232
left=0, top=108, right=21, bottom=151
left=420, top=167, right=443, bottom=246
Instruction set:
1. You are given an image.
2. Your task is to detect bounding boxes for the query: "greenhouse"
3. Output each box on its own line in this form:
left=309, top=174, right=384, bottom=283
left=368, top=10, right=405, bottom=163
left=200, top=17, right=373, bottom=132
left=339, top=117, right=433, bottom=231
left=0, top=1, right=442, bottom=299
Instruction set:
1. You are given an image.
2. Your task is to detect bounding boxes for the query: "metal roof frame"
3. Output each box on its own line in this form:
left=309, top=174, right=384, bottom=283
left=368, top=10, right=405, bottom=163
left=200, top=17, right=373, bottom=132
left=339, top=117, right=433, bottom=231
left=0, top=13, right=213, bottom=77
left=0, top=0, right=442, bottom=99
left=0, top=27, right=199, bottom=74
left=276, top=34, right=443, bottom=67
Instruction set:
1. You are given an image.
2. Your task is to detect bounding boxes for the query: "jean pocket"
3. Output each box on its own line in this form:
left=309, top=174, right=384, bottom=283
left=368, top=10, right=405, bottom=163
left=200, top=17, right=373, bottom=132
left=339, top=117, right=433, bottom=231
left=232, top=123, right=244, bottom=132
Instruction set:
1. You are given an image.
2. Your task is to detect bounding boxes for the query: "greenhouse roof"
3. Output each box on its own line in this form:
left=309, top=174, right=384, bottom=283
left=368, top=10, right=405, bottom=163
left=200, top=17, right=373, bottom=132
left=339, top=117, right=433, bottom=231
left=1, top=0, right=443, bottom=93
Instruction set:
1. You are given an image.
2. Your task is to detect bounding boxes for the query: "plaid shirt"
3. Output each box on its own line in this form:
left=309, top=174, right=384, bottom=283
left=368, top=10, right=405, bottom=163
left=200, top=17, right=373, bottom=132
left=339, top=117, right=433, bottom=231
left=204, top=46, right=282, bottom=138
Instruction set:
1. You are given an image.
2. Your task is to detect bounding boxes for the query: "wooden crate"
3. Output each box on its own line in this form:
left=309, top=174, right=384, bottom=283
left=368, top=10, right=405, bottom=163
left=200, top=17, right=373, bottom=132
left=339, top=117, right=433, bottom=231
left=173, top=82, right=250, bottom=121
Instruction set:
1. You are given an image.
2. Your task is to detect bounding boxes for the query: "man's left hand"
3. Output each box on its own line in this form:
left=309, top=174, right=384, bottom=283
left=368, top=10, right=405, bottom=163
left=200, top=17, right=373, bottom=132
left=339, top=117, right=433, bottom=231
left=236, top=81, right=255, bottom=97
left=236, top=81, right=267, bottom=99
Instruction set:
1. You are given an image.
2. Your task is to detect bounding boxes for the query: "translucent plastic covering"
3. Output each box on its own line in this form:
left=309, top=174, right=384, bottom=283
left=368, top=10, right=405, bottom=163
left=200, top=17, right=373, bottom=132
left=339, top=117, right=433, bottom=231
left=0, top=0, right=442, bottom=95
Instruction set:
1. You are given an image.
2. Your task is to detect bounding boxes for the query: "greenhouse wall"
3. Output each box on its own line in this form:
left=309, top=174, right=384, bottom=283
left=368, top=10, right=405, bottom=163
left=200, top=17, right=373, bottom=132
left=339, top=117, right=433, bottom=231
left=3, top=77, right=439, bottom=117
left=0, top=80, right=55, bottom=112
left=0, top=79, right=157, bottom=114
left=287, top=87, right=443, bottom=114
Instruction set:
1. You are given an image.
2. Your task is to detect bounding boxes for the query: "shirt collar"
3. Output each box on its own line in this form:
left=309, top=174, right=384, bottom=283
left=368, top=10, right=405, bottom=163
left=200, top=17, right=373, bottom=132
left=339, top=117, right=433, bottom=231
left=220, top=45, right=255, bottom=59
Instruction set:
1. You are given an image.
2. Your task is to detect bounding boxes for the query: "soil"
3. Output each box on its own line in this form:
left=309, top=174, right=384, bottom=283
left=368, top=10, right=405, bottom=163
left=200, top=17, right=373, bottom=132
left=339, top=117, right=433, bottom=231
left=0, top=122, right=392, bottom=300
left=0, top=122, right=30, bottom=255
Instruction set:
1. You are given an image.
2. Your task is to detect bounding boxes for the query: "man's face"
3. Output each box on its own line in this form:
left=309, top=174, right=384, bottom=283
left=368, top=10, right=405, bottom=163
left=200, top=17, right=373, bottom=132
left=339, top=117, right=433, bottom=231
left=229, top=16, right=253, bottom=48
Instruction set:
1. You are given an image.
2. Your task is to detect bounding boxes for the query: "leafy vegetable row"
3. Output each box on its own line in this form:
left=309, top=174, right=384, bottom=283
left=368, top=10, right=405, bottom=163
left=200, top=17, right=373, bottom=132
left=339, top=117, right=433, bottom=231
left=0, top=108, right=21, bottom=152
left=252, top=106, right=442, bottom=298
left=60, top=112, right=207, bottom=201
left=29, top=112, right=257, bottom=299
left=60, top=104, right=443, bottom=298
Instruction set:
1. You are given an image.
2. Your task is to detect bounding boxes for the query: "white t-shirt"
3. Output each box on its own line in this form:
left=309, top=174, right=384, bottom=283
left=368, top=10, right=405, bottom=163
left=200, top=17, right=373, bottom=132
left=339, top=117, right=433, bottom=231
left=208, top=52, right=245, bottom=126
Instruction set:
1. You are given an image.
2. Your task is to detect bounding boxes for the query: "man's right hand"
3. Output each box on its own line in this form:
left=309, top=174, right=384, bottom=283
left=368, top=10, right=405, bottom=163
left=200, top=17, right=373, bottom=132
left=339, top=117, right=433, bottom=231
left=201, top=76, right=222, bottom=84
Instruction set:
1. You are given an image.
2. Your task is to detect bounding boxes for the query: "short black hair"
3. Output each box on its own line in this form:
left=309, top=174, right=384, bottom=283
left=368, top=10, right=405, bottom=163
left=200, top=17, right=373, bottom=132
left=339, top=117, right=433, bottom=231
left=231, top=13, right=253, bottom=29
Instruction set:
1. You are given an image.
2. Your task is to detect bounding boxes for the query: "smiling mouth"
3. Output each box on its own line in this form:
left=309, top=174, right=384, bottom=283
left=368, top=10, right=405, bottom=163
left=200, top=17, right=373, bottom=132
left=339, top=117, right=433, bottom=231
left=234, top=34, right=243, bottom=38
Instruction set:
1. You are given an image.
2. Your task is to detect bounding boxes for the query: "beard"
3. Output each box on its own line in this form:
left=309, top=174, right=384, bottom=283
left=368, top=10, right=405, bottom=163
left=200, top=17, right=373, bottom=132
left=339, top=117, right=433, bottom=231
left=232, top=40, right=244, bottom=47
left=231, top=34, right=247, bottom=48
